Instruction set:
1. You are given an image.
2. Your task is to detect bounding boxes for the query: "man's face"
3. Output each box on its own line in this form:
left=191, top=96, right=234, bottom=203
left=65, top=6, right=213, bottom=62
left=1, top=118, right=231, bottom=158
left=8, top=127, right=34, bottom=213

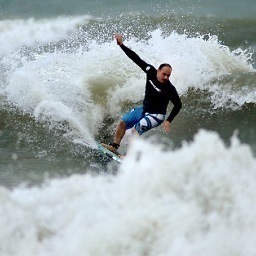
left=157, top=66, right=172, bottom=83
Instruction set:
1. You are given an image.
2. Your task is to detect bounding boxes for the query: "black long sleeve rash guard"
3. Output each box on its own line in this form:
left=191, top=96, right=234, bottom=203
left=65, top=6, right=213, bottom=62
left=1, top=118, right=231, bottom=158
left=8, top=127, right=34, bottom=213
left=120, top=44, right=182, bottom=123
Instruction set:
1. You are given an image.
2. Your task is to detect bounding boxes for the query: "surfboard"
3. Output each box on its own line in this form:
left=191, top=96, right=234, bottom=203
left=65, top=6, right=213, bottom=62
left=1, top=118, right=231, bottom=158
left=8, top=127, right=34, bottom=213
left=97, top=143, right=122, bottom=163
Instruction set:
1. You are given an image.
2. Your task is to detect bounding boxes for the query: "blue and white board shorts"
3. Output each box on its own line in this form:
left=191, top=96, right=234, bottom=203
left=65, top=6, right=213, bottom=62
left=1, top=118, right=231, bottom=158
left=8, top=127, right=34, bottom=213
left=122, top=106, right=165, bottom=135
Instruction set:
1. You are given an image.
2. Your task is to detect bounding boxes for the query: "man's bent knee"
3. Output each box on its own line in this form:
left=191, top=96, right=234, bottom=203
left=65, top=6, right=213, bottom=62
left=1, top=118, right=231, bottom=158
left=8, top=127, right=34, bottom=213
left=119, top=120, right=126, bottom=130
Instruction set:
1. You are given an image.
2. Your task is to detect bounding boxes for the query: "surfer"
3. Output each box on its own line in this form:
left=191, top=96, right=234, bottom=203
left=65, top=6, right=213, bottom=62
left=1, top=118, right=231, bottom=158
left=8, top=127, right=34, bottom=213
left=102, top=34, right=182, bottom=154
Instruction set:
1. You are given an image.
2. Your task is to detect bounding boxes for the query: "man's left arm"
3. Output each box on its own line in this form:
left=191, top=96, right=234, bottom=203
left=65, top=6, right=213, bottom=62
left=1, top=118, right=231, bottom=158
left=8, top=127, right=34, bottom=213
left=163, top=87, right=182, bottom=132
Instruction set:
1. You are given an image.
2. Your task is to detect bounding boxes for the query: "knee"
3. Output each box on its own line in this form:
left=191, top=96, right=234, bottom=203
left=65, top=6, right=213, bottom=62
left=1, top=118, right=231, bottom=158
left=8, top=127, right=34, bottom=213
left=119, top=120, right=126, bottom=129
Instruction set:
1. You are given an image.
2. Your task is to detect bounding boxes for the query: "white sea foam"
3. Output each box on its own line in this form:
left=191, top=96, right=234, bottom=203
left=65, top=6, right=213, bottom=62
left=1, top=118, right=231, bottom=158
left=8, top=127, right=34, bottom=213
left=0, top=16, right=91, bottom=54
left=0, top=129, right=256, bottom=256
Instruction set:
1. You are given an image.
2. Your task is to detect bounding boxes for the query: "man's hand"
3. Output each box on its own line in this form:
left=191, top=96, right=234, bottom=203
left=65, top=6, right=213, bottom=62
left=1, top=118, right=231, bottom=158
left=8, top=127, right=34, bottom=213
left=162, top=120, right=171, bottom=132
left=114, top=34, right=123, bottom=45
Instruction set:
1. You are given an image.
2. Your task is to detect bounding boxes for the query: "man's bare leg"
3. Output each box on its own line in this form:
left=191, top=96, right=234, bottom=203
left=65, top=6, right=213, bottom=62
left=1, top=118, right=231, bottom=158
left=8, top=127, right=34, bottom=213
left=118, top=127, right=139, bottom=159
left=114, top=120, right=126, bottom=145
left=102, top=120, right=126, bottom=152
left=131, top=127, right=139, bottom=138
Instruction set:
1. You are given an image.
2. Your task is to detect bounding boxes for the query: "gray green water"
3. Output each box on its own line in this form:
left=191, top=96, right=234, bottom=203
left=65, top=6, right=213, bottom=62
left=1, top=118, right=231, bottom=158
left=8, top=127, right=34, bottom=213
left=1, top=1, right=256, bottom=256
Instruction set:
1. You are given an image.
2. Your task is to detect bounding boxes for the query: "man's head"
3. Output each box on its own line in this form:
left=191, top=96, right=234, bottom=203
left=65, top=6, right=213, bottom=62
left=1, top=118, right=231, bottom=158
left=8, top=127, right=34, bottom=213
left=157, top=63, right=172, bottom=83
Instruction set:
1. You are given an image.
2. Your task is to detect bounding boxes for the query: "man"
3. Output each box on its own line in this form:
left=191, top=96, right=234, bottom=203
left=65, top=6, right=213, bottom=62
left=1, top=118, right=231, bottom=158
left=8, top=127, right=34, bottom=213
left=102, top=34, right=182, bottom=154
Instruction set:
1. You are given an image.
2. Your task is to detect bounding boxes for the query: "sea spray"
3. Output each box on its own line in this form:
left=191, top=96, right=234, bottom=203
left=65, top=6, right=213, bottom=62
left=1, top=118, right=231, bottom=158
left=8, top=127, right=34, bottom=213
left=1, top=130, right=256, bottom=256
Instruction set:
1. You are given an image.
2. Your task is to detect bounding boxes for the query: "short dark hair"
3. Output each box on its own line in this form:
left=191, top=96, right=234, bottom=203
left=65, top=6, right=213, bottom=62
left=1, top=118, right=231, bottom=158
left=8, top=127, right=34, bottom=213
left=158, top=63, right=172, bottom=70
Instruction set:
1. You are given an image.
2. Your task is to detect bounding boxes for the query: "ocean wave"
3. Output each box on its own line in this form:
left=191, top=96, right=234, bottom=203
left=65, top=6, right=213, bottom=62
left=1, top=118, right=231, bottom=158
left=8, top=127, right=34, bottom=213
left=0, top=16, right=254, bottom=163
left=1, top=129, right=256, bottom=255
left=1, top=28, right=254, bottom=150
left=0, top=15, right=92, bottom=54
